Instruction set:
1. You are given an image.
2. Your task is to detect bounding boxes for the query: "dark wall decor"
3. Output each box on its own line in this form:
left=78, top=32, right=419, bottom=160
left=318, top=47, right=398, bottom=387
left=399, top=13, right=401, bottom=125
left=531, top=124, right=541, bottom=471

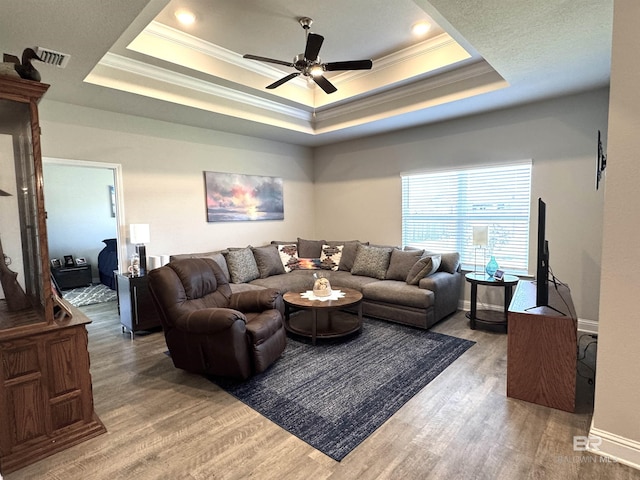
left=204, top=171, right=284, bottom=222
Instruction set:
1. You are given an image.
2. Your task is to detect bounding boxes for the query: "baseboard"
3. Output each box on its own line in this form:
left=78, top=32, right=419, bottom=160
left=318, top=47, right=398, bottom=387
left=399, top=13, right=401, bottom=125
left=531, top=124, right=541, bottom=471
left=577, top=318, right=598, bottom=334
left=589, top=421, right=640, bottom=471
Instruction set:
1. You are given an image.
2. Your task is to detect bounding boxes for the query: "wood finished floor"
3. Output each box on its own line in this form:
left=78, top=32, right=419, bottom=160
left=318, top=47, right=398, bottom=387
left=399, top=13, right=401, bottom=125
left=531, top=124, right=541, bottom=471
left=5, top=302, right=639, bottom=480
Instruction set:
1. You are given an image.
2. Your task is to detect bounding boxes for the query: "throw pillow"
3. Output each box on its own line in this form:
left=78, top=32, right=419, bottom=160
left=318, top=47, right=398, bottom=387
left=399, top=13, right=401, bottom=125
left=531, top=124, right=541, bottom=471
left=278, top=244, right=300, bottom=272
left=406, top=254, right=442, bottom=285
left=297, top=238, right=326, bottom=258
left=351, top=244, right=393, bottom=280
left=385, top=248, right=424, bottom=281
left=296, top=258, right=323, bottom=269
left=251, top=245, right=286, bottom=278
left=439, top=252, right=461, bottom=274
left=223, top=247, right=260, bottom=284
left=331, top=240, right=367, bottom=271
left=320, top=244, right=343, bottom=271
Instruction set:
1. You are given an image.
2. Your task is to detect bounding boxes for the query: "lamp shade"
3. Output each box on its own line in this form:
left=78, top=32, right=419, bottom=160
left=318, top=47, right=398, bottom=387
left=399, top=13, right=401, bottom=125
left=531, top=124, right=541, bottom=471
left=472, top=225, right=488, bottom=247
left=129, top=224, right=150, bottom=245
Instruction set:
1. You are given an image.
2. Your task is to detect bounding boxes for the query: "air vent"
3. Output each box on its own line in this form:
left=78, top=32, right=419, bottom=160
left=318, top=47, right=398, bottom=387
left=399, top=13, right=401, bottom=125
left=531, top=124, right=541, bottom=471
left=34, top=47, right=71, bottom=68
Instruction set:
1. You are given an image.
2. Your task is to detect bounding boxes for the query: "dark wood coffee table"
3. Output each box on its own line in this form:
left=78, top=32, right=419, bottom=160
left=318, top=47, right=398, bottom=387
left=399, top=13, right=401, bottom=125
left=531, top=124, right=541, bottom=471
left=282, top=287, right=363, bottom=345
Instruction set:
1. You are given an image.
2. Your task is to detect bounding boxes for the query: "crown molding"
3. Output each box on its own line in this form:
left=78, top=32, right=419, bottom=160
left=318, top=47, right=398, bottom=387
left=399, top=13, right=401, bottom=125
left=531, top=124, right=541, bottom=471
left=317, top=61, right=499, bottom=122
left=96, top=52, right=311, bottom=121
left=142, top=21, right=309, bottom=88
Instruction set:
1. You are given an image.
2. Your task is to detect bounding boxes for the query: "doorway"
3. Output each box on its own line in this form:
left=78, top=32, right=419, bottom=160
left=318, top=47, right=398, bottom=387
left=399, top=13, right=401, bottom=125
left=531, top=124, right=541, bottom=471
left=43, top=158, right=126, bottom=288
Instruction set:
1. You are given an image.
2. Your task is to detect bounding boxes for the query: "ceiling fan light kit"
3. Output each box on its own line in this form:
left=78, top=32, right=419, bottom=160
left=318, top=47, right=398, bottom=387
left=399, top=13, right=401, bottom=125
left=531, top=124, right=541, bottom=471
left=243, top=17, right=373, bottom=94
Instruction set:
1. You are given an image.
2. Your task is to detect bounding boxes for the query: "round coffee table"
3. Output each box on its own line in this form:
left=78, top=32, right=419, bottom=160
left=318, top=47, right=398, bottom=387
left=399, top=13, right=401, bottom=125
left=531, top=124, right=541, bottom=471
left=282, top=287, right=363, bottom=345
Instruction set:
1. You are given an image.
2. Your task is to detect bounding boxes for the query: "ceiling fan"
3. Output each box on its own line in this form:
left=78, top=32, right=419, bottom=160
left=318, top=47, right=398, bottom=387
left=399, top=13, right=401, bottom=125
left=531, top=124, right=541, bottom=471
left=243, top=17, right=373, bottom=94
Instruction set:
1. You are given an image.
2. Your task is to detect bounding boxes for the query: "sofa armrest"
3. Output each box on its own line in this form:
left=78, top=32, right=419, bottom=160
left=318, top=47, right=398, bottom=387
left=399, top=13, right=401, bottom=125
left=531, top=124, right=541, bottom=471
left=418, top=271, right=459, bottom=292
left=229, top=288, right=281, bottom=312
left=174, top=308, right=247, bottom=334
left=419, top=271, right=463, bottom=320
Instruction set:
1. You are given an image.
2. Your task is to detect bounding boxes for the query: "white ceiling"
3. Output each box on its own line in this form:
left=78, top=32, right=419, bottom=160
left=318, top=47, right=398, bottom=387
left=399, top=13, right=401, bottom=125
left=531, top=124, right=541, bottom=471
left=0, top=0, right=613, bottom=146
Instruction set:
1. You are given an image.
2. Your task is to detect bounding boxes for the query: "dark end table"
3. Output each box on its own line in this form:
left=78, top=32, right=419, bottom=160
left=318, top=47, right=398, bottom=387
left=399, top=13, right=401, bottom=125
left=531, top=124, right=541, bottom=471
left=51, top=264, right=92, bottom=290
left=465, top=272, right=519, bottom=332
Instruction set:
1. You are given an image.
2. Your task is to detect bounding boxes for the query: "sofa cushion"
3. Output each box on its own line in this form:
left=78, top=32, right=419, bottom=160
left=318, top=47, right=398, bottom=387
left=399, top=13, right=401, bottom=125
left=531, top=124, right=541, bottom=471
left=320, top=244, right=342, bottom=271
left=385, top=248, right=424, bottom=281
left=277, top=244, right=299, bottom=272
left=250, top=270, right=315, bottom=292
left=252, top=245, right=286, bottom=278
left=438, top=252, right=461, bottom=274
left=297, top=238, right=325, bottom=258
left=406, top=254, right=441, bottom=285
left=351, top=244, right=393, bottom=280
left=223, top=247, right=260, bottom=283
left=324, top=270, right=380, bottom=291
left=362, top=280, right=435, bottom=309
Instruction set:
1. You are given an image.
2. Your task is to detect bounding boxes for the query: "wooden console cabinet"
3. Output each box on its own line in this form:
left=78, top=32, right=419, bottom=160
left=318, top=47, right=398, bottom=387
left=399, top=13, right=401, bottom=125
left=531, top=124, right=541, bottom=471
left=507, top=280, right=577, bottom=412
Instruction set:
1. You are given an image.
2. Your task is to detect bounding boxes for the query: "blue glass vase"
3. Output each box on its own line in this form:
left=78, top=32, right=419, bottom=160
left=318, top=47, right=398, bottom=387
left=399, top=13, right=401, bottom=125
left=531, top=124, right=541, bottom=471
left=485, top=256, right=499, bottom=276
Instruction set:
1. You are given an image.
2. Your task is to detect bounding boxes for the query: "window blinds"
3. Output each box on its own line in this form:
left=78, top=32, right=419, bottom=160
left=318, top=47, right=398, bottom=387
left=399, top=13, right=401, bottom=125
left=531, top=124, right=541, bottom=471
left=401, top=162, right=532, bottom=274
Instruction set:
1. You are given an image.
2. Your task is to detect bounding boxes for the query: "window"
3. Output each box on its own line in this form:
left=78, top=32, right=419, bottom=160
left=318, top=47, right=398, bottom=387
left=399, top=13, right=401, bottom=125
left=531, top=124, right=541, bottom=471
left=401, top=162, right=532, bottom=274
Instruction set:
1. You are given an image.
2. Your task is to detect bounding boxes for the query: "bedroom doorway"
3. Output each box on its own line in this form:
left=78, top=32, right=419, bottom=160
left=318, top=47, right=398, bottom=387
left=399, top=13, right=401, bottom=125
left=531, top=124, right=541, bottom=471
left=43, top=158, right=126, bottom=300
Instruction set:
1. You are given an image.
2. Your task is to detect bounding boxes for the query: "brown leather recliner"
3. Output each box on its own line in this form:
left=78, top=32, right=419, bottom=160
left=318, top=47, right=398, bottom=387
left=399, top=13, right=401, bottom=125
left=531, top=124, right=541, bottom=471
left=147, top=257, right=286, bottom=380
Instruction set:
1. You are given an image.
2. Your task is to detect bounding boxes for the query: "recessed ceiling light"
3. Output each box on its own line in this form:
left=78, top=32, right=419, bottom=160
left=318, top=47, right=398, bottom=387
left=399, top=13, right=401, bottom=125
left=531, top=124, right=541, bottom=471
left=175, top=10, right=196, bottom=25
left=412, top=21, right=431, bottom=36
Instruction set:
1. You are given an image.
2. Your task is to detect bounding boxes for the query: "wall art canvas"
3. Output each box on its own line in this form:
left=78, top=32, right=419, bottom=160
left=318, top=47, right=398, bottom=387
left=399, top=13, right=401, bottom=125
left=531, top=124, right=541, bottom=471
left=204, top=171, right=284, bottom=222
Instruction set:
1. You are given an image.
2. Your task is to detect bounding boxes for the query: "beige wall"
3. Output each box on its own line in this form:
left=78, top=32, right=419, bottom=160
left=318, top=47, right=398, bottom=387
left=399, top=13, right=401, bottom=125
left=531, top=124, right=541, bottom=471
left=39, top=101, right=315, bottom=259
left=314, top=89, right=609, bottom=323
left=38, top=89, right=608, bottom=324
left=591, top=0, right=640, bottom=468
left=314, top=89, right=608, bottom=321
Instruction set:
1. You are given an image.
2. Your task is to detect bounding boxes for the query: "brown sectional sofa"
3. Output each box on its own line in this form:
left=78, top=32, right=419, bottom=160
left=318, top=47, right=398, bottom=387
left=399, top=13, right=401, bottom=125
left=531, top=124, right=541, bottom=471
left=170, top=238, right=462, bottom=330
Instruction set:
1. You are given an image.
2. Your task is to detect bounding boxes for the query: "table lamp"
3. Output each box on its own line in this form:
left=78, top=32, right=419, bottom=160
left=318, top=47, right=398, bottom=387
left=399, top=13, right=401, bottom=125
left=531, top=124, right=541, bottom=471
left=472, top=225, right=488, bottom=275
left=129, top=224, right=150, bottom=274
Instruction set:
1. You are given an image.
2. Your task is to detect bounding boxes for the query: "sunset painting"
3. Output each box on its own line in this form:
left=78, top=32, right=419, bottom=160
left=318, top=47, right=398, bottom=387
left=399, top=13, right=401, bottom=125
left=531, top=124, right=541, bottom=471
left=204, top=171, right=284, bottom=222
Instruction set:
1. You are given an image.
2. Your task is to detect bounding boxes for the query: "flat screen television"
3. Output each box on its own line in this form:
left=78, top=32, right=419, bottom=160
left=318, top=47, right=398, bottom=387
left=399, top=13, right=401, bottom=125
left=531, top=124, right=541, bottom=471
left=536, top=198, right=549, bottom=307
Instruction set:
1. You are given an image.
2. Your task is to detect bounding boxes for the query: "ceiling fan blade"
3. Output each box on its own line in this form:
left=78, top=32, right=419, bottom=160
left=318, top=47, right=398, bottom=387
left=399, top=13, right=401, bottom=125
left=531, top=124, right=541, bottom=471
left=304, top=33, right=324, bottom=62
left=313, top=75, right=337, bottom=94
left=266, top=72, right=300, bottom=89
left=243, top=54, right=294, bottom=68
left=324, top=60, right=373, bottom=71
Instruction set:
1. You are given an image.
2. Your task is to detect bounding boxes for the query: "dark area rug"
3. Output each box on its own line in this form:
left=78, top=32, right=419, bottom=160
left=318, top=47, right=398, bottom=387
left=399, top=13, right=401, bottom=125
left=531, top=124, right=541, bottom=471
left=63, top=283, right=117, bottom=307
left=211, top=317, right=475, bottom=461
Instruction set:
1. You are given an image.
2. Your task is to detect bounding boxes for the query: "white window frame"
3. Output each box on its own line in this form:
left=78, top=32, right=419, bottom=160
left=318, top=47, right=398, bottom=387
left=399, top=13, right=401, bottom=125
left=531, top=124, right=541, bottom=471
left=401, top=161, right=532, bottom=274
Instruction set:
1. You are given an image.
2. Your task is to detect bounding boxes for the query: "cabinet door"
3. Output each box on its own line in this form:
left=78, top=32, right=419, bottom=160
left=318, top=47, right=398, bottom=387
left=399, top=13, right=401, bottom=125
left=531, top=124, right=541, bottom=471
left=44, top=328, right=93, bottom=431
left=0, top=338, right=48, bottom=455
left=130, top=278, right=160, bottom=331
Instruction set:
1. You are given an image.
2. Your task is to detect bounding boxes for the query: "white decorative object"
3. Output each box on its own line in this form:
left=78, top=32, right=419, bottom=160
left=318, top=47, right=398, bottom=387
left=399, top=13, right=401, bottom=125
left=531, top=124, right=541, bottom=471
left=300, top=289, right=345, bottom=302
left=128, top=252, right=141, bottom=277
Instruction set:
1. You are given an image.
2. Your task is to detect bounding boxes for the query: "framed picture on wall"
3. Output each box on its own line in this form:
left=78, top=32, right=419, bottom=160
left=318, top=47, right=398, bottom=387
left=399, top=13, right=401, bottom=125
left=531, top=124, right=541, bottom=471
left=204, top=171, right=284, bottom=222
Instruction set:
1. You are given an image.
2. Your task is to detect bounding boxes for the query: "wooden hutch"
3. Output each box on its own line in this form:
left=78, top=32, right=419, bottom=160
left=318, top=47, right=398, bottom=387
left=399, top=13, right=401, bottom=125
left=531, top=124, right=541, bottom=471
left=0, top=76, right=105, bottom=474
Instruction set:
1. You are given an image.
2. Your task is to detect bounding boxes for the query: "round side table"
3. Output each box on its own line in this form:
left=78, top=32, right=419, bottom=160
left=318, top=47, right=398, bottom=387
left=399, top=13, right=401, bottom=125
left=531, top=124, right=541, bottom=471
left=465, top=272, right=519, bottom=331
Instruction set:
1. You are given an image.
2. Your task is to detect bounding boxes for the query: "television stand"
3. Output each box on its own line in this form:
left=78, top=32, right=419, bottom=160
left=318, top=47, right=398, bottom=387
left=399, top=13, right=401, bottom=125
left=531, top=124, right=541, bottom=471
left=507, top=280, right=577, bottom=412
